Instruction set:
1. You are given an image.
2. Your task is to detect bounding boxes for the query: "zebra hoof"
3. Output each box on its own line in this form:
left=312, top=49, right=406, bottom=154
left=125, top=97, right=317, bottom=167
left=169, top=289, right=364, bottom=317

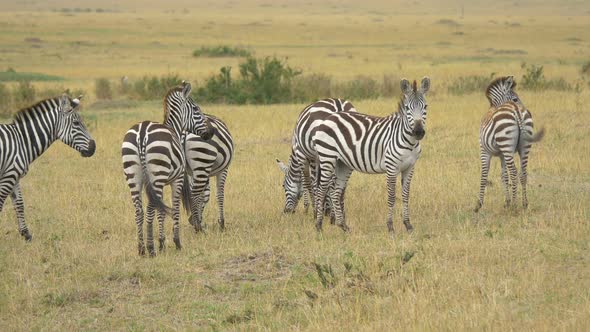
left=148, top=250, right=156, bottom=258
left=404, top=223, right=414, bottom=233
left=22, top=231, right=32, bottom=242
left=218, top=219, right=225, bottom=231
left=315, top=223, right=323, bottom=232
left=339, top=224, right=350, bottom=233
left=138, top=245, right=146, bottom=256
left=159, top=242, right=165, bottom=252
left=174, top=238, right=182, bottom=250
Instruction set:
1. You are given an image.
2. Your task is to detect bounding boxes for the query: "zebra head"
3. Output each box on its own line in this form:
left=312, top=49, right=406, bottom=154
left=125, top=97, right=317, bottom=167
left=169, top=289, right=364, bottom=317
left=400, top=77, right=430, bottom=140
left=56, top=94, right=96, bottom=157
left=485, top=76, right=522, bottom=107
left=276, top=158, right=303, bottom=213
left=164, top=81, right=213, bottom=140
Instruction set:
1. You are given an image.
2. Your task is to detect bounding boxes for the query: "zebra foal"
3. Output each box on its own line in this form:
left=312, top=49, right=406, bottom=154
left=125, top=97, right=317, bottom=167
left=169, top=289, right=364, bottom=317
left=0, top=94, right=95, bottom=241
left=475, top=76, right=545, bottom=212
left=311, top=78, right=430, bottom=233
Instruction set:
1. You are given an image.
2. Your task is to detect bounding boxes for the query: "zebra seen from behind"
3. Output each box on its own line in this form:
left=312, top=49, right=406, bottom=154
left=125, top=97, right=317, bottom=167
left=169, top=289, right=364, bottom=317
left=310, top=78, right=430, bottom=233
left=475, top=76, right=545, bottom=212
left=276, top=98, right=357, bottom=218
left=122, top=82, right=212, bottom=256
left=0, top=94, right=95, bottom=241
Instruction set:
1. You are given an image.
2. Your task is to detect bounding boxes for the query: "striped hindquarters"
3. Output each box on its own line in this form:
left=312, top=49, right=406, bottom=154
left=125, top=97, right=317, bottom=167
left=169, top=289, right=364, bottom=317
left=184, top=115, right=234, bottom=176
left=294, top=98, right=357, bottom=158
left=122, top=121, right=185, bottom=207
left=479, top=101, right=533, bottom=156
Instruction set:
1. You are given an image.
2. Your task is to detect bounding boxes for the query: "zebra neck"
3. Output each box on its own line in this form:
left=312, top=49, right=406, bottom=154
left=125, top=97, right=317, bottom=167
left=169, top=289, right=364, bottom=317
left=14, top=111, right=58, bottom=165
left=394, top=112, right=419, bottom=147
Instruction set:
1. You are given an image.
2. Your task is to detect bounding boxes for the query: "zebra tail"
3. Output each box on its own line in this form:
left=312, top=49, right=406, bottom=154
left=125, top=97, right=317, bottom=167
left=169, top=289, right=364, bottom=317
left=522, top=127, right=546, bottom=143
left=139, top=143, right=172, bottom=216
left=181, top=170, right=192, bottom=216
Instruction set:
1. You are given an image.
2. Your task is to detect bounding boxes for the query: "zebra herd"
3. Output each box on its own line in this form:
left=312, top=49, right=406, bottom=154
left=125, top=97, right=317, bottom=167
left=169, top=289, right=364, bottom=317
left=0, top=76, right=544, bottom=256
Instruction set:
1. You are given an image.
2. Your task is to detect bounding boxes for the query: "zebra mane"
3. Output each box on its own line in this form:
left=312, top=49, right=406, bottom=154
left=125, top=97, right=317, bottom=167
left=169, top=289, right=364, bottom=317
left=12, top=96, right=61, bottom=124
left=163, top=85, right=184, bottom=122
left=485, top=76, right=516, bottom=105
left=412, top=80, right=417, bottom=92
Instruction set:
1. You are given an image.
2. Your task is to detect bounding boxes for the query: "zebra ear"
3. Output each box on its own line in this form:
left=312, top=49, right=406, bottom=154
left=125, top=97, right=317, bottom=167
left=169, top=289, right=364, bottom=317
left=181, top=81, right=192, bottom=100
left=506, top=76, right=515, bottom=89
left=276, top=159, right=288, bottom=173
left=59, top=93, right=73, bottom=113
left=420, top=77, right=430, bottom=94
left=72, top=95, right=83, bottom=109
left=400, top=79, right=412, bottom=95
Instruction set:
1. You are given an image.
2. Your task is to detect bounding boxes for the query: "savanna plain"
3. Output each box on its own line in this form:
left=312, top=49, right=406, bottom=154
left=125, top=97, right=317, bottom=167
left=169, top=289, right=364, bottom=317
left=0, top=0, right=589, bottom=330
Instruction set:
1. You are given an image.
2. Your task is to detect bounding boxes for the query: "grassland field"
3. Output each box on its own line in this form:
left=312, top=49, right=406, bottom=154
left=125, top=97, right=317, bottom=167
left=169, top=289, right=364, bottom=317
left=0, top=0, right=589, bottom=330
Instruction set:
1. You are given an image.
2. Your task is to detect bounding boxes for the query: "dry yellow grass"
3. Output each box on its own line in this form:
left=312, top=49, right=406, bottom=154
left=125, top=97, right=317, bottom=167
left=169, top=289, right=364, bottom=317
left=1, top=1, right=589, bottom=330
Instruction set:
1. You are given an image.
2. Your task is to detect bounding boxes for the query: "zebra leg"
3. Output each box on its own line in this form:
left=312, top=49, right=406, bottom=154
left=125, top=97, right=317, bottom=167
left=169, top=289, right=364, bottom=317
left=157, top=207, right=166, bottom=252
left=386, top=169, right=399, bottom=234
left=216, top=169, right=229, bottom=231
left=331, top=163, right=353, bottom=232
left=504, top=155, right=518, bottom=208
left=500, top=158, right=511, bottom=207
left=315, top=159, right=335, bottom=232
left=190, top=171, right=210, bottom=233
left=10, top=183, right=32, bottom=241
left=401, top=165, right=415, bottom=233
left=519, top=149, right=530, bottom=209
left=302, top=165, right=311, bottom=214
left=145, top=202, right=157, bottom=257
left=171, top=178, right=183, bottom=250
left=475, top=152, right=491, bottom=212
left=133, top=197, right=145, bottom=256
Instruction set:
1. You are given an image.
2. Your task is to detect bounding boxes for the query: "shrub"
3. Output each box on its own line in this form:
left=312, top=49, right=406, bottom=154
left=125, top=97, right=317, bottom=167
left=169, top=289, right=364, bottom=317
left=128, top=74, right=182, bottom=100
left=195, top=56, right=301, bottom=104
left=447, top=75, right=492, bottom=95
left=581, top=61, right=590, bottom=76
left=0, top=83, right=12, bottom=117
left=192, top=45, right=251, bottom=58
left=13, top=81, right=36, bottom=108
left=333, top=76, right=380, bottom=100
left=520, top=63, right=573, bottom=91
left=291, top=73, right=332, bottom=102
left=95, top=78, right=112, bottom=100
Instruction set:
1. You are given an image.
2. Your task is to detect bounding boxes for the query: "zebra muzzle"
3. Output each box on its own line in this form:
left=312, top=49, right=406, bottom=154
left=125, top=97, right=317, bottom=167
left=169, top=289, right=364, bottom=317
left=81, top=140, right=96, bottom=157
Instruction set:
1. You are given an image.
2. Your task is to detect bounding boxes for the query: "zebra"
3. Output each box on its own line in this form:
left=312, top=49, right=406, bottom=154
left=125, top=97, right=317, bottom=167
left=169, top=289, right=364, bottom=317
left=310, top=78, right=430, bottom=233
left=276, top=98, right=357, bottom=218
left=182, top=115, right=234, bottom=232
left=0, top=94, right=95, bottom=241
left=160, top=84, right=234, bottom=232
left=475, top=77, right=545, bottom=212
left=121, top=82, right=211, bottom=256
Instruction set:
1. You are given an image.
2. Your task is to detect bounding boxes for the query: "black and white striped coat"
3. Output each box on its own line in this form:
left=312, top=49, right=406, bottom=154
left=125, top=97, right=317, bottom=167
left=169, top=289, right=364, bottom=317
left=310, top=78, right=430, bottom=233
left=277, top=98, right=357, bottom=216
left=475, top=76, right=545, bottom=212
left=161, top=86, right=234, bottom=232
left=121, top=82, right=211, bottom=256
left=0, top=94, right=95, bottom=241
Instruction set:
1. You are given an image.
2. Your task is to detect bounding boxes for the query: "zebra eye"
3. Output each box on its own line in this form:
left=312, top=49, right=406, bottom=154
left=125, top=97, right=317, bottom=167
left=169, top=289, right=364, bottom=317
left=73, top=120, right=81, bottom=126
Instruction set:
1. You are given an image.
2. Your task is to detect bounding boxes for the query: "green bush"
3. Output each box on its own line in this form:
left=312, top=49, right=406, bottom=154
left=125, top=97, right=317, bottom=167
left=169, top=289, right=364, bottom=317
left=291, top=73, right=333, bottom=102
left=333, top=76, right=380, bottom=100
left=125, top=74, right=182, bottom=100
left=95, top=78, right=113, bottom=100
left=447, top=75, right=492, bottom=95
left=192, top=45, right=251, bottom=58
left=13, top=81, right=36, bottom=108
left=195, top=56, right=301, bottom=104
left=0, top=83, right=12, bottom=117
left=520, top=63, right=572, bottom=91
